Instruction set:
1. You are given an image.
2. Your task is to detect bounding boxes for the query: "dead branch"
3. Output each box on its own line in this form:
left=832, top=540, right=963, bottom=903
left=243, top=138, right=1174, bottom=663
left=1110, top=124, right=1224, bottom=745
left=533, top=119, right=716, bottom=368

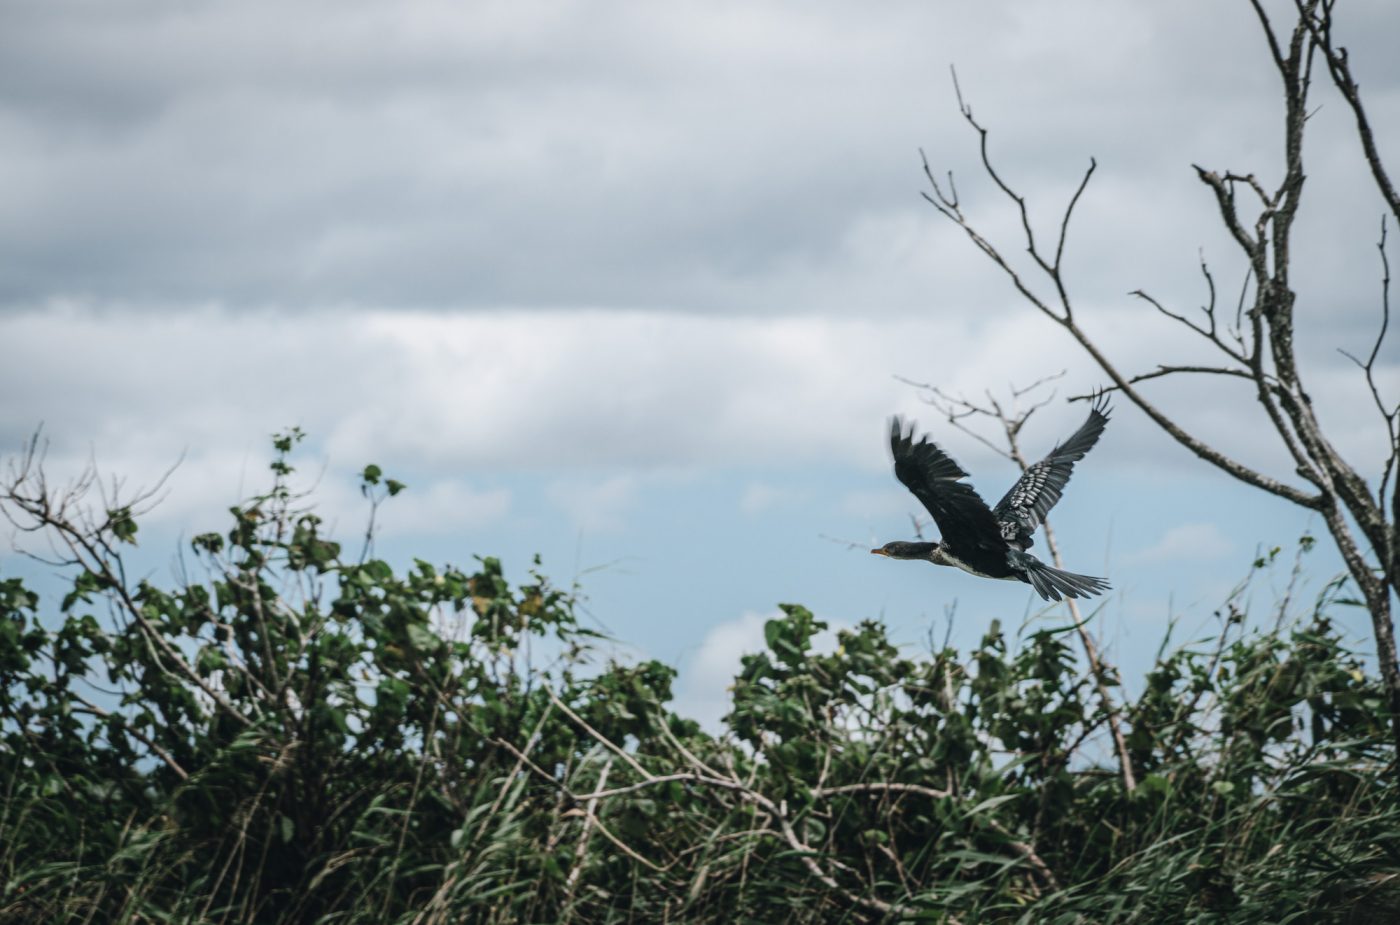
left=1335, top=218, right=1398, bottom=521
left=1069, top=364, right=1258, bottom=400
left=813, top=781, right=950, bottom=800
left=1297, top=0, right=1400, bottom=224
left=73, top=694, right=189, bottom=781
left=923, top=119, right=1323, bottom=510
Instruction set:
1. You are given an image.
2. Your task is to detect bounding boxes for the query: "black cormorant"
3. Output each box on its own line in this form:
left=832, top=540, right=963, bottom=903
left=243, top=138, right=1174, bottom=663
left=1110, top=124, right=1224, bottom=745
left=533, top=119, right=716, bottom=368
left=871, top=396, right=1112, bottom=601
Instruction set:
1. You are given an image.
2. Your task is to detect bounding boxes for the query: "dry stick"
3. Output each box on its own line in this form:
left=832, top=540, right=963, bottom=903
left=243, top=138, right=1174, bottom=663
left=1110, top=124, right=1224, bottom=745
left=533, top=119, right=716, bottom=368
left=478, top=700, right=555, bottom=842
left=1337, top=219, right=1398, bottom=514
left=545, top=689, right=652, bottom=779
left=381, top=707, right=438, bottom=919
left=921, top=81, right=1327, bottom=515
left=72, top=695, right=189, bottom=781
left=813, top=781, right=949, bottom=800
left=1044, top=523, right=1136, bottom=793
left=1215, top=3, right=1400, bottom=751
left=574, top=807, right=667, bottom=874
left=492, top=736, right=573, bottom=792
left=994, top=396, right=1135, bottom=793
left=656, top=713, right=736, bottom=785
left=927, top=386, right=1137, bottom=795
left=562, top=771, right=712, bottom=803
left=984, top=817, right=1060, bottom=893
left=1296, top=0, right=1400, bottom=224
left=562, top=756, right=613, bottom=919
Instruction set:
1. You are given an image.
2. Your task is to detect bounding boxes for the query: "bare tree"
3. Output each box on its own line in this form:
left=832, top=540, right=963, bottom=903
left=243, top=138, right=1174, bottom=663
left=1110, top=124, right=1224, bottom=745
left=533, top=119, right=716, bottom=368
left=920, top=0, right=1400, bottom=748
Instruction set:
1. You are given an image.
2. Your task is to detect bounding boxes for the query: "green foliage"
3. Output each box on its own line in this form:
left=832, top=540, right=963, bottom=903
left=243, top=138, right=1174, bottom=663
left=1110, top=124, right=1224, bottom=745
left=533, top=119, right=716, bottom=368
left=1, top=435, right=1396, bottom=923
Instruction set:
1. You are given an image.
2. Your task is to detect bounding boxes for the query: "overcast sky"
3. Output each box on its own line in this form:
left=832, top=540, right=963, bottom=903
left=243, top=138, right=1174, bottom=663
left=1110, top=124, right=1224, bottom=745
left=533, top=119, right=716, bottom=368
left=2, top=0, right=1397, bottom=728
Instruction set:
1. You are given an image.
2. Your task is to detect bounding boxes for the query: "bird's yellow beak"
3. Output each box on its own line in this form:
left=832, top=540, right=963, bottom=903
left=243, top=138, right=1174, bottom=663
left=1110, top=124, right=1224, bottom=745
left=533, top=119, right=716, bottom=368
left=870, top=548, right=888, bottom=556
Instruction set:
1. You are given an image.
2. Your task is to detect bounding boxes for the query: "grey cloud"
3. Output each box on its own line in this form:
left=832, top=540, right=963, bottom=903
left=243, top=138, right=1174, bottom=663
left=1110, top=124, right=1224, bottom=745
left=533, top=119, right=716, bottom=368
left=1, top=1, right=1396, bottom=316
left=0, top=1, right=1396, bottom=522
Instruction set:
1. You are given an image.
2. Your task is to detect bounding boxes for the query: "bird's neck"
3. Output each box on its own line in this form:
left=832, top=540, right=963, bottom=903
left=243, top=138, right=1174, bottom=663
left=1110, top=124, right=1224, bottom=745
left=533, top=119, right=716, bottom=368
left=906, top=542, right=943, bottom=562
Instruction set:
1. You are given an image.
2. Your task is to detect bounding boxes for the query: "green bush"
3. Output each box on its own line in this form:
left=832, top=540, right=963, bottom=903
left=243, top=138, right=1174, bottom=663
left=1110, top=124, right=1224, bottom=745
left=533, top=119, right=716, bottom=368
left=2, top=433, right=1396, bottom=923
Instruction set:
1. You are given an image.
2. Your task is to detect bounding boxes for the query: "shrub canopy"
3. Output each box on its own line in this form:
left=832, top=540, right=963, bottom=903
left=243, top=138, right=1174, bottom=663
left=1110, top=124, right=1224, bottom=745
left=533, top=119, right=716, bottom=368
left=2, top=434, right=1397, bottom=923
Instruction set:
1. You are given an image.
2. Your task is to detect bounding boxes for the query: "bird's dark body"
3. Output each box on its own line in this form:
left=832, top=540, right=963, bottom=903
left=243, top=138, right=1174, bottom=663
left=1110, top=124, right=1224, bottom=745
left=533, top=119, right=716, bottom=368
left=873, top=397, right=1112, bottom=602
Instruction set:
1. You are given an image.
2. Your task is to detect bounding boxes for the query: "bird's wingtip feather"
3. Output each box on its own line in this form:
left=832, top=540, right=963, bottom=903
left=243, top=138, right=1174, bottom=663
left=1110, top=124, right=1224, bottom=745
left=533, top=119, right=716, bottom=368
left=1089, top=388, right=1112, bottom=419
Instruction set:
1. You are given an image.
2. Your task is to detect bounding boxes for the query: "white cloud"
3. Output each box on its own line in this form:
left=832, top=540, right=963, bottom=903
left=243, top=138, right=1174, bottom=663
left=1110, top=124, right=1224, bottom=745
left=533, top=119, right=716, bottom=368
left=0, top=1, right=1395, bottom=316
left=547, top=474, right=637, bottom=533
left=739, top=481, right=798, bottom=515
left=839, top=487, right=910, bottom=520
left=354, top=479, right=511, bottom=538
left=3, top=304, right=1392, bottom=496
left=675, top=608, right=850, bottom=734
left=1127, top=522, right=1234, bottom=565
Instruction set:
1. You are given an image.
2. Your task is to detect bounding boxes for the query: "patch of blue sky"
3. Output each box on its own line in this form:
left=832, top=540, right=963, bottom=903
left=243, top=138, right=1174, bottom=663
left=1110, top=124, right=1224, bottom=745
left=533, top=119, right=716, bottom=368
left=5, top=445, right=1360, bottom=729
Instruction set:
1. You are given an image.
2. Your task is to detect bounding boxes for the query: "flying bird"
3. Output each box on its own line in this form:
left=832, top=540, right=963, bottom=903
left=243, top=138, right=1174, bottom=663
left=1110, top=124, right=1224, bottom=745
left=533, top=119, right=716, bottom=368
left=871, top=396, right=1112, bottom=601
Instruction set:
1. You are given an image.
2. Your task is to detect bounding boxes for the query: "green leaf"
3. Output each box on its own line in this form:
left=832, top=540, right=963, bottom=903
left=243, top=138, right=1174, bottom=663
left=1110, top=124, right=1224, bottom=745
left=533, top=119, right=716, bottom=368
left=196, top=646, right=226, bottom=675
left=191, top=532, right=224, bottom=555
left=406, top=622, right=438, bottom=650
left=966, top=793, right=1019, bottom=816
left=108, top=507, right=138, bottom=545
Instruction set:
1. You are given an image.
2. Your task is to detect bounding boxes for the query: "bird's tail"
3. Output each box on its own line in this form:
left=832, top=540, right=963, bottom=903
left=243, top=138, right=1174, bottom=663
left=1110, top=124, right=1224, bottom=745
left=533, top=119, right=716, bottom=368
left=1008, top=551, right=1110, bottom=602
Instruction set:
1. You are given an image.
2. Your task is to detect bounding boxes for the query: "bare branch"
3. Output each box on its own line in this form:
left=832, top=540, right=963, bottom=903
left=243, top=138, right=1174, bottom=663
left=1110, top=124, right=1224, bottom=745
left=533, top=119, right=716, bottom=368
left=1069, top=364, right=1257, bottom=402
left=1297, top=0, right=1400, bottom=224
left=1247, top=0, right=1290, bottom=74
left=547, top=688, right=652, bottom=780
left=1339, top=217, right=1399, bottom=543
left=813, top=781, right=949, bottom=800
left=1011, top=369, right=1068, bottom=400
left=985, top=817, right=1061, bottom=893
left=1193, top=167, right=1264, bottom=261
left=818, top=533, right=871, bottom=553
left=922, top=75, right=1325, bottom=510
left=73, top=694, right=189, bottom=781
left=1055, top=162, right=1097, bottom=278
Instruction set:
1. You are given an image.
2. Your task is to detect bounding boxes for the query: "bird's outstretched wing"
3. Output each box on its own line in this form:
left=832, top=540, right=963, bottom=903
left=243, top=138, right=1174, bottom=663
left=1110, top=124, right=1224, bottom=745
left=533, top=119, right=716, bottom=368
left=992, top=394, right=1110, bottom=549
left=890, top=417, right=1004, bottom=557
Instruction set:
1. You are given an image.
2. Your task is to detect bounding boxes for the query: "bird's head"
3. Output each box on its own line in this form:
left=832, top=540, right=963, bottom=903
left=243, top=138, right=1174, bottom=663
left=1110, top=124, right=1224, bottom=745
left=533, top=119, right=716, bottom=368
left=870, top=540, right=938, bottom=560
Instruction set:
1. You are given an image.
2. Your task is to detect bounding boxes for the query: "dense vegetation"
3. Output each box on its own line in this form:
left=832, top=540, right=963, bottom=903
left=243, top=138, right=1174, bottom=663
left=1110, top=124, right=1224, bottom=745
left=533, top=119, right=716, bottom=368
left=2, top=434, right=1398, bottom=923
